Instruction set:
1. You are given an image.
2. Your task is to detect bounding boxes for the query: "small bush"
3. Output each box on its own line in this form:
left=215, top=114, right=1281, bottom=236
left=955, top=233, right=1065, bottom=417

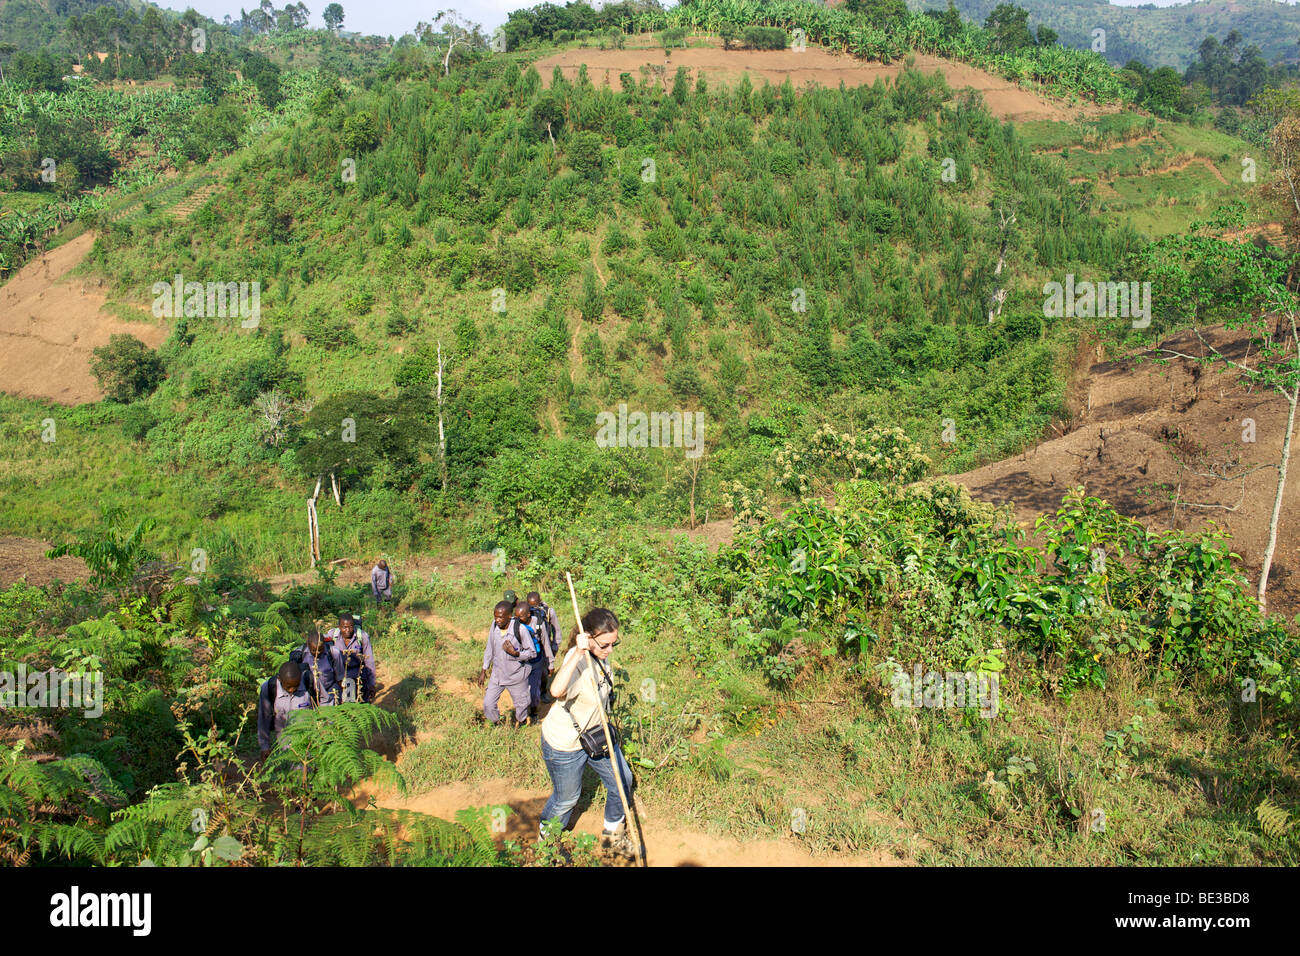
left=90, top=335, right=165, bottom=403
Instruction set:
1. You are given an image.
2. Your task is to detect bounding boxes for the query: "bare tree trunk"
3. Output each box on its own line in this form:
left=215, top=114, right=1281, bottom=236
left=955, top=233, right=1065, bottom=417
left=308, top=478, right=322, bottom=567
left=688, top=459, right=700, bottom=530
left=987, top=209, right=1015, bottom=324
left=1259, top=381, right=1299, bottom=612
left=437, top=340, right=448, bottom=493
left=331, top=472, right=341, bottom=508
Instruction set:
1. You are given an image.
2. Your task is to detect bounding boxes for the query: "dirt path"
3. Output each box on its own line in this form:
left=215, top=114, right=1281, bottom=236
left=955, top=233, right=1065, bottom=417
left=1143, top=156, right=1228, bottom=185
left=368, top=604, right=905, bottom=865
left=0, top=231, right=167, bottom=404
left=1032, top=133, right=1158, bottom=155
left=263, top=551, right=495, bottom=592
left=356, top=776, right=906, bottom=867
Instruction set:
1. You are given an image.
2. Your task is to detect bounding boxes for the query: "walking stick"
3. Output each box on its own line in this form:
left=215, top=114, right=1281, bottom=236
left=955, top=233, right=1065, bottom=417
left=565, top=572, right=646, bottom=867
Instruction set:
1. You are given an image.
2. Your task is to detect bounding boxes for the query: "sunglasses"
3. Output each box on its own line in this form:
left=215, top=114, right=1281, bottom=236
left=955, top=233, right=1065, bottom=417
left=591, top=637, right=620, bottom=650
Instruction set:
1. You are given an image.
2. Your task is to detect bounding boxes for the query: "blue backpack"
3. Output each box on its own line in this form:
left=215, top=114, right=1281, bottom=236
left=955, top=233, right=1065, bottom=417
left=513, top=619, right=540, bottom=655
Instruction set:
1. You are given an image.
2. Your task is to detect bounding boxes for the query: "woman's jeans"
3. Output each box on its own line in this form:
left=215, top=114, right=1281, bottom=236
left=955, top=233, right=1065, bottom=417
left=540, top=735, right=636, bottom=831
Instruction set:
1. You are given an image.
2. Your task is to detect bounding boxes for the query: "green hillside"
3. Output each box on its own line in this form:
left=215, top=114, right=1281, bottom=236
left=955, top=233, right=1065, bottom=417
left=917, top=0, right=1300, bottom=69
left=1, top=1, right=1297, bottom=875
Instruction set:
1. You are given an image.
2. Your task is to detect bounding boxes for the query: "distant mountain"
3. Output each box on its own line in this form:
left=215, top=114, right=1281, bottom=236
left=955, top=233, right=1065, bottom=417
left=912, top=0, right=1300, bottom=68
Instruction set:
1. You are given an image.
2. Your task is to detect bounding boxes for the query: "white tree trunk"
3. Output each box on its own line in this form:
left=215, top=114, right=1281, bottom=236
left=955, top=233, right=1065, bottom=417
left=331, top=471, right=341, bottom=507
left=437, top=340, right=448, bottom=493
left=1258, top=382, right=1298, bottom=612
left=308, top=477, right=322, bottom=567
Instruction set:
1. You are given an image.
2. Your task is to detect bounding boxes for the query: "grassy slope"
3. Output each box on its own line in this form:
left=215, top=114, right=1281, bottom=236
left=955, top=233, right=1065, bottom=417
left=1018, top=113, right=1268, bottom=237
left=917, top=0, right=1300, bottom=69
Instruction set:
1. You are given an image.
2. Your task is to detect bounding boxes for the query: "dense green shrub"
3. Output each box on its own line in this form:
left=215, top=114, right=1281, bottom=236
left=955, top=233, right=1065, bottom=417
left=89, top=335, right=165, bottom=403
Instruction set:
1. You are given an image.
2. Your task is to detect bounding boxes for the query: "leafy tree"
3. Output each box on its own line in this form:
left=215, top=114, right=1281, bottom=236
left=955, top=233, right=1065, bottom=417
left=580, top=264, right=605, bottom=321
left=9, top=50, right=63, bottom=91
left=984, top=4, right=1034, bottom=53
left=89, top=335, right=165, bottom=403
left=1141, top=66, right=1185, bottom=116
left=567, top=131, right=604, bottom=180
left=324, top=2, right=345, bottom=32
left=293, top=391, right=430, bottom=492
left=46, top=508, right=157, bottom=592
left=341, top=112, right=380, bottom=153
left=530, top=92, right=564, bottom=142
left=183, top=104, right=247, bottom=161
left=845, top=0, right=907, bottom=28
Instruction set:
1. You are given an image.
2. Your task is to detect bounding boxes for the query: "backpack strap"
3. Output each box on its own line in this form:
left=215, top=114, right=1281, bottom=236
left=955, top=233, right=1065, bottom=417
left=560, top=654, right=611, bottom=736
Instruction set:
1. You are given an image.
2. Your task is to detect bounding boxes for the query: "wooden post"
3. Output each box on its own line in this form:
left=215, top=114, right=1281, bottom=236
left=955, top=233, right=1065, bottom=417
left=308, top=477, right=322, bottom=567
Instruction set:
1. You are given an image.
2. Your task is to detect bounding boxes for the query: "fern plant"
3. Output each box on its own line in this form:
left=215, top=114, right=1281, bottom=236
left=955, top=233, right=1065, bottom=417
left=0, top=743, right=124, bottom=865
left=1256, top=798, right=1295, bottom=845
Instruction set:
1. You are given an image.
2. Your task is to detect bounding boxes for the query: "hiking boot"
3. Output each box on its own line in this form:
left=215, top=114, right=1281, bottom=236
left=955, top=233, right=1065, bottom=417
left=600, top=822, right=636, bottom=860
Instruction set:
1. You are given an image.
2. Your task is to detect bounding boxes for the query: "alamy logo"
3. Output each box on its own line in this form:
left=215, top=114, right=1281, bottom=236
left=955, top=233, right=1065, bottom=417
left=595, top=404, right=705, bottom=458
left=151, top=273, right=260, bottom=328
left=50, top=886, right=151, bottom=936
left=0, top=665, right=102, bottom=718
left=1043, top=274, right=1151, bottom=328
left=888, top=664, right=999, bottom=718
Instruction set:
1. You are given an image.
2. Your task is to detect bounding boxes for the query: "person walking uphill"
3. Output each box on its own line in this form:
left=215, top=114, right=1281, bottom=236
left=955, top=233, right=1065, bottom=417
left=528, top=591, right=560, bottom=703
left=258, top=661, right=313, bottom=762
left=370, top=560, right=394, bottom=608
left=539, top=608, right=636, bottom=859
left=513, top=599, right=552, bottom=721
left=326, top=613, right=378, bottom=704
left=479, top=601, right=536, bottom=726
left=296, top=631, right=344, bottom=707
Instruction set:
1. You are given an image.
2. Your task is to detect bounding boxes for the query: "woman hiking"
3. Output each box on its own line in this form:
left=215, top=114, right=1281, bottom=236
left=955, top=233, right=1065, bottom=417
left=539, top=607, right=636, bottom=859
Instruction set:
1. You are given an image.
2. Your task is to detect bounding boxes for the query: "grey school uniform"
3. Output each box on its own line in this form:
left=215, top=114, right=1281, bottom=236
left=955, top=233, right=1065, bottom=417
left=257, top=677, right=313, bottom=751
left=371, top=565, right=393, bottom=604
left=299, top=642, right=344, bottom=706
left=326, top=627, right=377, bottom=702
left=534, top=603, right=561, bottom=654
left=482, top=621, right=536, bottom=722
left=518, top=617, right=553, bottom=709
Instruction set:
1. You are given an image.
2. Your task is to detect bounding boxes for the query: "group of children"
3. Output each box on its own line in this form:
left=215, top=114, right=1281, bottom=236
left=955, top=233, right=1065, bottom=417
left=478, top=590, right=562, bottom=727
left=256, top=611, right=380, bottom=760
left=256, top=583, right=561, bottom=760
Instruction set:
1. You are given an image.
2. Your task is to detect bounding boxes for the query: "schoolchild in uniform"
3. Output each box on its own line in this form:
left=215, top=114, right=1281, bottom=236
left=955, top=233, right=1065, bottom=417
left=479, top=600, right=536, bottom=726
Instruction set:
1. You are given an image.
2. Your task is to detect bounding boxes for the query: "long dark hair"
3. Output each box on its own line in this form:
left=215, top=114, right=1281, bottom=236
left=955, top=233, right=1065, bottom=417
left=565, top=607, right=619, bottom=653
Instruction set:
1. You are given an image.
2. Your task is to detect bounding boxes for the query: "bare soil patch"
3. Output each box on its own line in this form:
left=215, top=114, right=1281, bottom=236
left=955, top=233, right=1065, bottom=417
left=0, top=537, right=89, bottom=588
left=534, top=47, right=1102, bottom=123
left=952, top=325, right=1300, bottom=619
left=0, top=231, right=167, bottom=405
